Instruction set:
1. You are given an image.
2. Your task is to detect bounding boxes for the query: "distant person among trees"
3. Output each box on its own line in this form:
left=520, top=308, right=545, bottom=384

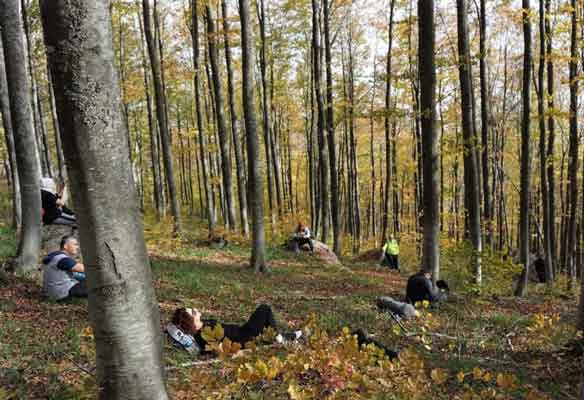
left=42, top=235, right=87, bottom=301
left=167, top=304, right=302, bottom=354
left=381, top=235, right=400, bottom=270
left=291, top=221, right=314, bottom=254
left=406, top=270, right=449, bottom=306
left=40, top=177, right=77, bottom=227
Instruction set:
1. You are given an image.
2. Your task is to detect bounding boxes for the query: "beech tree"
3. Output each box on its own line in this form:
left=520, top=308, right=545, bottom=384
left=0, top=0, right=41, bottom=273
left=40, top=0, right=168, bottom=398
left=418, top=0, right=440, bottom=280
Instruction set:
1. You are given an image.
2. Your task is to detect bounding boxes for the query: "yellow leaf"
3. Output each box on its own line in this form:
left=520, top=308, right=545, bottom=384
left=457, top=370, right=466, bottom=383
left=288, top=381, right=307, bottom=400
left=472, top=367, right=483, bottom=380
left=482, top=372, right=492, bottom=382
left=201, top=324, right=225, bottom=343
left=431, top=368, right=447, bottom=384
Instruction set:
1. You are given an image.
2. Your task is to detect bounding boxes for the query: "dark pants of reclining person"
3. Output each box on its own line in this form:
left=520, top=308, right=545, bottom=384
left=352, top=328, right=398, bottom=360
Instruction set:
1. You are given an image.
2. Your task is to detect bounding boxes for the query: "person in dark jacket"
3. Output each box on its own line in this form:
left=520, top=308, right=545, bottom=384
left=406, top=270, right=448, bottom=306
left=40, top=177, right=77, bottom=227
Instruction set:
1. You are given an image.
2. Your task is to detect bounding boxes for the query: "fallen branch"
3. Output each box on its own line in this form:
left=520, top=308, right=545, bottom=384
left=404, top=332, right=461, bottom=341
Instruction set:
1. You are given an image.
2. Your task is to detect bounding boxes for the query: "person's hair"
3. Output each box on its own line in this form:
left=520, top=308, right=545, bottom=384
left=172, top=308, right=196, bottom=335
left=296, top=221, right=306, bottom=232
left=60, top=235, right=76, bottom=250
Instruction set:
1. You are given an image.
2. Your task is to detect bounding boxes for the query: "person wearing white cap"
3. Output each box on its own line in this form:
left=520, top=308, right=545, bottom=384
left=40, top=177, right=77, bottom=227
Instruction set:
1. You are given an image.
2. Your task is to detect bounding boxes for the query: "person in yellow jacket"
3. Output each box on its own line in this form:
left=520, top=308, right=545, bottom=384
left=381, top=235, right=400, bottom=270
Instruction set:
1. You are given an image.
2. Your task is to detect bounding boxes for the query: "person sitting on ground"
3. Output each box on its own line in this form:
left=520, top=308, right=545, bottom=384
left=380, top=235, right=400, bottom=270
left=533, top=256, right=547, bottom=283
left=405, top=269, right=449, bottom=306
left=42, top=235, right=87, bottom=301
left=376, top=296, right=419, bottom=320
left=40, top=177, right=77, bottom=227
left=292, top=221, right=314, bottom=254
left=166, top=304, right=302, bottom=354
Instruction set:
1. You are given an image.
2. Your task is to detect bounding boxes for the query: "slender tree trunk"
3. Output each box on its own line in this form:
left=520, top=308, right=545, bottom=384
left=545, top=0, right=556, bottom=264
left=323, top=0, right=340, bottom=254
left=221, top=0, right=248, bottom=236
left=566, top=0, right=578, bottom=291
left=418, top=0, right=440, bottom=282
left=0, top=0, right=41, bottom=273
left=190, top=0, right=215, bottom=232
left=47, top=69, right=67, bottom=183
left=142, top=0, right=181, bottom=233
left=538, top=0, right=553, bottom=283
left=256, top=0, right=276, bottom=225
left=205, top=4, right=236, bottom=230
left=457, top=0, right=483, bottom=285
left=312, top=0, right=330, bottom=243
left=41, top=2, right=168, bottom=397
left=0, top=35, right=21, bottom=232
left=239, top=0, right=266, bottom=272
left=515, top=0, right=533, bottom=297
left=382, top=0, right=396, bottom=243
left=137, top=14, right=163, bottom=219
left=478, top=0, right=492, bottom=248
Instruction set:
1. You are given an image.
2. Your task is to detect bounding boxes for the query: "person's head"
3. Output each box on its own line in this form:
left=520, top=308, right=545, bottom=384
left=172, top=307, right=203, bottom=335
left=40, top=177, right=56, bottom=193
left=389, top=234, right=395, bottom=241
left=420, top=269, right=432, bottom=280
left=296, top=221, right=306, bottom=232
left=60, top=235, right=79, bottom=257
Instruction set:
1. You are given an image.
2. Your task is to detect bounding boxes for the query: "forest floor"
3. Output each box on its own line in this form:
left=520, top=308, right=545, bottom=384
left=0, top=221, right=582, bottom=399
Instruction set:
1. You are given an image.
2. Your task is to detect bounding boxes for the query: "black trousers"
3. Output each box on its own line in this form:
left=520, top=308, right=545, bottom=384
left=352, top=328, right=398, bottom=360
left=58, top=280, right=88, bottom=302
left=235, top=304, right=278, bottom=344
left=294, top=237, right=314, bottom=252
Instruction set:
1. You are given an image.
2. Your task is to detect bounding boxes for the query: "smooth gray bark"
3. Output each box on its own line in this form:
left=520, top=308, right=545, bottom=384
left=221, top=0, right=249, bottom=236
left=0, top=35, right=21, bottom=232
left=515, top=0, right=532, bottom=297
left=40, top=1, right=168, bottom=398
left=143, top=0, right=181, bottom=233
left=190, top=0, right=215, bottom=232
left=205, top=4, right=236, bottom=230
left=457, top=0, right=482, bottom=285
left=0, top=0, right=41, bottom=273
left=238, top=0, right=267, bottom=272
left=418, top=0, right=440, bottom=281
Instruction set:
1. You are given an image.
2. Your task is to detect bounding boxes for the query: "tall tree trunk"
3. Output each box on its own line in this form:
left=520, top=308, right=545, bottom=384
left=312, top=0, right=330, bottom=243
left=205, top=4, right=236, bottom=230
left=41, top=2, right=168, bottom=397
left=478, top=0, right=492, bottom=248
left=418, top=0, right=440, bottom=281
left=545, top=0, right=556, bottom=264
left=221, top=0, right=249, bottom=236
left=566, top=0, right=578, bottom=291
left=137, top=13, right=164, bottom=219
left=457, top=0, right=483, bottom=285
left=142, top=0, right=181, bottom=233
left=382, top=0, right=396, bottom=243
left=239, top=0, right=267, bottom=272
left=190, top=0, right=215, bottom=232
left=538, top=0, right=553, bottom=283
left=0, top=35, right=21, bottom=232
left=515, top=0, right=533, bottom=297
left=323, top=0, right=340, bottom=254
left=47, top=69, right=67, bottom=183
left=256, top=0, right=276, bottom=225
left=0, top=0, right=41, bottom=273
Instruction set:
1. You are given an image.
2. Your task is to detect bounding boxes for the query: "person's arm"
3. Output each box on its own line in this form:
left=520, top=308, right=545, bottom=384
left=71, top=263, right=84, bottom=273
left=425, top=279, right=440, bottom=302
left=57, top=257, right=84, bottom=273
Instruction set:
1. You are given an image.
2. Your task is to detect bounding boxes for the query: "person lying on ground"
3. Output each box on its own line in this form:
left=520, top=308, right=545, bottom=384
left=42, top=235, right=87, bottom=301
left=167, top=304, right=303, bottom=354
left=405, top=270, right=449, bottom=306
left=291, top=221, right=314, bottom=254
left=376, top=296, right=419, bottom=320
left=380, top=234, right=400, bottom=270
left=40, top=177, right=77, bottom=227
